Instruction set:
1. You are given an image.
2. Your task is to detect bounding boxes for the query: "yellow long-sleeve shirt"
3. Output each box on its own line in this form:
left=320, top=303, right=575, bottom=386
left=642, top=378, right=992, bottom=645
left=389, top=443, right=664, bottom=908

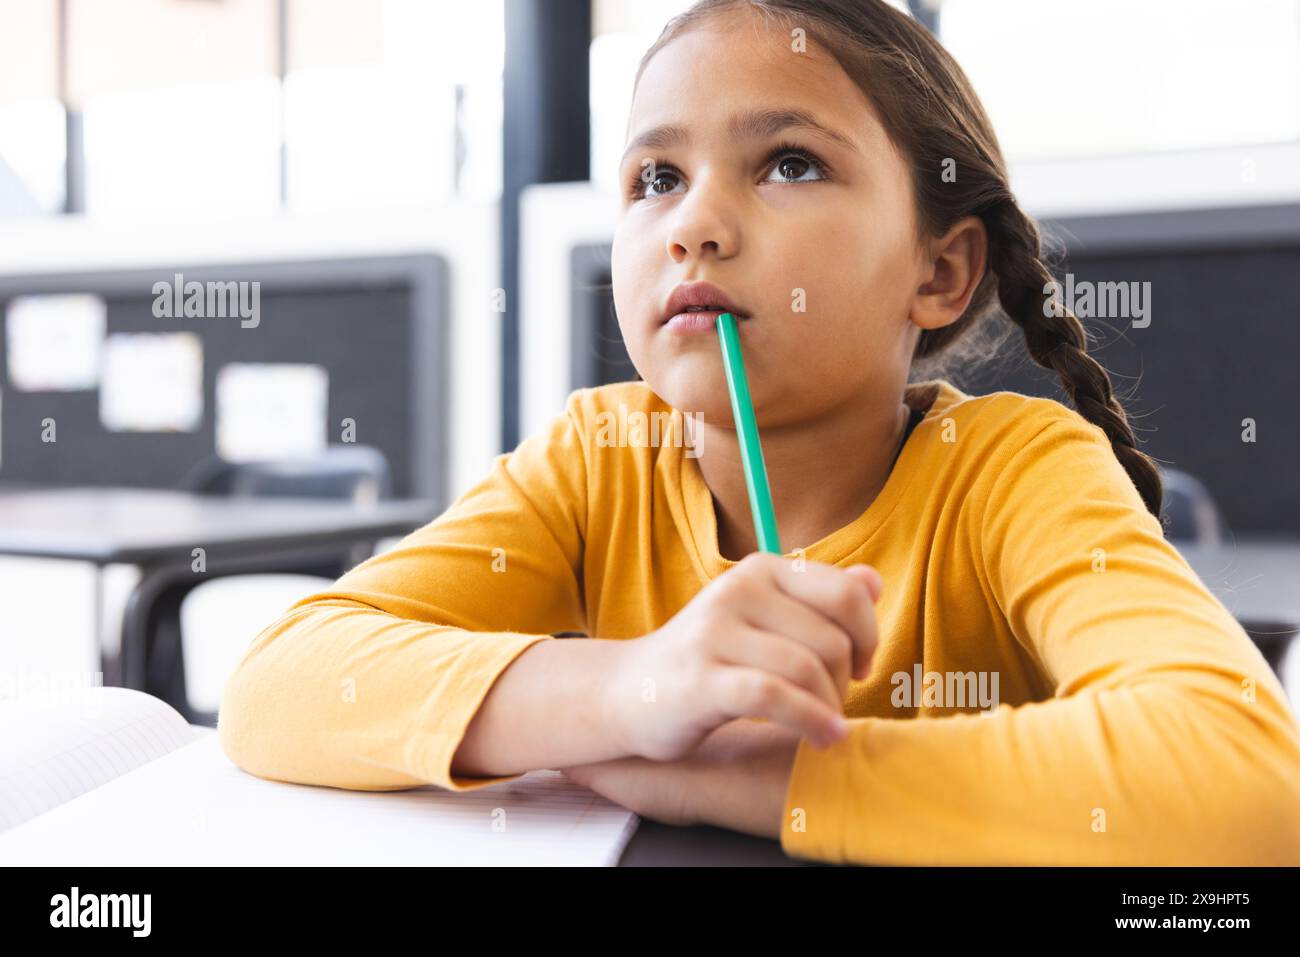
left=217, top=378, right=1300, bottom=865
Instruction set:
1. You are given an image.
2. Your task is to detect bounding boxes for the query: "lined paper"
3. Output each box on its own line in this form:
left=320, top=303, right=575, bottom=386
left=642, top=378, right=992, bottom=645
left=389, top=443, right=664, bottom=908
left=0, top=717, right=640, bottom=866
left=0, top=686, right=196, bottom=833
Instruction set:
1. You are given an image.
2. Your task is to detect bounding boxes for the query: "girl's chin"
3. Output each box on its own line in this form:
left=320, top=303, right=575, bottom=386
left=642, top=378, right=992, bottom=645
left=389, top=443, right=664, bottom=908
left=648, top=377, right=737, bottom=420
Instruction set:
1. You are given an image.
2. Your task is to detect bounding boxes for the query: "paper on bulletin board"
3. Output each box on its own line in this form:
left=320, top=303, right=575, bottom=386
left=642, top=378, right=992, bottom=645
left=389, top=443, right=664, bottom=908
left=99, top=332, right=204, bottom=432
left=215, top=363, right=328, bottom=463
left=4, top=294, right=106, bottom=391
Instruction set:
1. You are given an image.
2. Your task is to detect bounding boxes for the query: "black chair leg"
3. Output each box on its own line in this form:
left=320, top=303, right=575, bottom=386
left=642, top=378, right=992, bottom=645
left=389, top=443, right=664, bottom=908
left=144, top=582, right=200, bottom=722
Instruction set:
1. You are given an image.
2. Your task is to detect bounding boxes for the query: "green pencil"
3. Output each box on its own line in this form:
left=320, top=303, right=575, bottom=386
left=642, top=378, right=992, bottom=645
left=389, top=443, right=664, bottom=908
left=716, top=312, right=782, bottom=555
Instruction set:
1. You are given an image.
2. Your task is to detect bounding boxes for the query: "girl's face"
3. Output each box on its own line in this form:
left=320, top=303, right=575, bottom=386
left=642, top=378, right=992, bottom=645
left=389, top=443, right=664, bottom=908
left=612, top=11, right=925, bottom=427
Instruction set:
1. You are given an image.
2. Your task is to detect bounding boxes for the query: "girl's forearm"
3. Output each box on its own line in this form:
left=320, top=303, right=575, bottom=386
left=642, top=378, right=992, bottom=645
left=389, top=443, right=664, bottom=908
left=449, top=637, right=632, bottom=778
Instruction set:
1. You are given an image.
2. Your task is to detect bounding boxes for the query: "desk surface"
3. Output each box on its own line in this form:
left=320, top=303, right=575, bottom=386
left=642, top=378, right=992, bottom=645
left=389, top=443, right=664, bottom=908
left=175, top=726, right=802, bottom=866
left=0, top=487, right=439, bottom=564
left=618, top=819, right=811, bottom=866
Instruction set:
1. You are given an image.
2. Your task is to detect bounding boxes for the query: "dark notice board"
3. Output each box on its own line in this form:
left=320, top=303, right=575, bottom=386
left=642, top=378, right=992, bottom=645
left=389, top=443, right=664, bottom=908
left=568, top=206, right=1300, bottom=536
left=0, top=255, right=450, bottom=502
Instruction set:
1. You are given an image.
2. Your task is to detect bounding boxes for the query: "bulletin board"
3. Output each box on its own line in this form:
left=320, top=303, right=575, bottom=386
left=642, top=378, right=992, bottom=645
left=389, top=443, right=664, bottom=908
left=0, top=255, right=450, bottom=503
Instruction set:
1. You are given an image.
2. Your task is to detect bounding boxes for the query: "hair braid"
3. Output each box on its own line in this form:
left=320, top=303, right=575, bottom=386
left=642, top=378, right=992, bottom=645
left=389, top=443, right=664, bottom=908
left=986, top=199, right=1164, bottom=518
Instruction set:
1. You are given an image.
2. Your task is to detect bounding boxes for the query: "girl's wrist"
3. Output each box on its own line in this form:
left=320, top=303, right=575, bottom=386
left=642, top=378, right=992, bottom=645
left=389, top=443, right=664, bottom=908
left=595, top=635, right=641, bottom=758
left=686, top=718, right=803, bottom=838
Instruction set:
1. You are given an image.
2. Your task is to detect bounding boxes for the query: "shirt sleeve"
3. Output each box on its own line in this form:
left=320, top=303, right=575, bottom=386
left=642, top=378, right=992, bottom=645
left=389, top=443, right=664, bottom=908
left=780, top=413, right=1300, bottom=865
left=217, top=393, right=590, bottom=793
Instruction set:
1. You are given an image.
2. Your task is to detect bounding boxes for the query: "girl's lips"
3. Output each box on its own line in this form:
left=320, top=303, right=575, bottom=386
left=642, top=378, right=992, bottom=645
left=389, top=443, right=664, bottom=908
left=663, top=310, right=743, bottom=335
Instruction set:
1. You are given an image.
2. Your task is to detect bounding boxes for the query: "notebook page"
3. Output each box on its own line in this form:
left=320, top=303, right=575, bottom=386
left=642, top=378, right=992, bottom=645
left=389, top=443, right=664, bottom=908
left=0, top=733, right=641, bottom=866
left=0, top=686, right=197, bottom=834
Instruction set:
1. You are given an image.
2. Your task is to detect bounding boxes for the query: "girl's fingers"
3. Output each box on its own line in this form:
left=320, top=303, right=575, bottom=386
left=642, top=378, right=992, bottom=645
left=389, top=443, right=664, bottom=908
left=711, top=624, right=844, bottom=714
left=844, top=564, right=884, bottom=602
left=728, top=589, right=855, bottom=692
left=710, top=664, right=847, bottom=748
left=743, top=554, right=881, bottom=680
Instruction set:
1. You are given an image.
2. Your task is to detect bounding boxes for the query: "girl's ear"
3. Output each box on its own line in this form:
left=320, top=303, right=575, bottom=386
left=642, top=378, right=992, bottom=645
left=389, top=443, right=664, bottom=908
left=909, top=215, right=988, bottom=332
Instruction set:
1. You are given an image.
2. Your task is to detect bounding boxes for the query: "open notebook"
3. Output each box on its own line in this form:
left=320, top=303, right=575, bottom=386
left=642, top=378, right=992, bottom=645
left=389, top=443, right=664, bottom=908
left=0, top=686, right=640, bottom=866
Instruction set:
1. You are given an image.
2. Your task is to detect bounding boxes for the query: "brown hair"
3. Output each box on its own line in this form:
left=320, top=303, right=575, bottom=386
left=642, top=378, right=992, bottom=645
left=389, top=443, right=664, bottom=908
left=633, top=0, right=1164, bottom=517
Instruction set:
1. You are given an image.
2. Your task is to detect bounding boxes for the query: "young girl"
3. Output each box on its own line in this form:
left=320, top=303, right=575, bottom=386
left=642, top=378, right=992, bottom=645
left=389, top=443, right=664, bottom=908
left=218, top=0, right=1300, bottom=865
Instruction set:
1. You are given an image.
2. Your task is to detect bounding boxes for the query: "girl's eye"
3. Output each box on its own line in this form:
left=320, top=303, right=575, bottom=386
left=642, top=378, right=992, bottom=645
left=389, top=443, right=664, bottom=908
left=624, top=142, right=830, bottom=202
left=762, top=146, right=830, bottom=184
left=626, top=164, right=684, bottom=201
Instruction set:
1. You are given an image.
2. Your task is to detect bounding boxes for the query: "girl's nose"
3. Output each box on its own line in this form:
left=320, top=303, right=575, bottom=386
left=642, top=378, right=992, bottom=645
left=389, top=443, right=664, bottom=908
left=666, top=177, right=741, bottom=263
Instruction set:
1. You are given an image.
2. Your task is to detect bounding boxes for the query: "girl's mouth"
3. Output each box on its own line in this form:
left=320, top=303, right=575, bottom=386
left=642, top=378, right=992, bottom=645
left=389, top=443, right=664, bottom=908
left=664, top=309, right=748, bottom=335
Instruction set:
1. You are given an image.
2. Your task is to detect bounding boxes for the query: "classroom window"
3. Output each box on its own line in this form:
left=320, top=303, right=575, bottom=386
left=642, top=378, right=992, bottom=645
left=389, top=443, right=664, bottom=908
left=0, top=0, right=63, bottom=216
left=938, top=0, right=1300, bottom=161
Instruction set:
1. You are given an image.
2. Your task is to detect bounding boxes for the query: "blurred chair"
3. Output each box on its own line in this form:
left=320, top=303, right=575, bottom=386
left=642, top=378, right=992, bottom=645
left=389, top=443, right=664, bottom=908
left=182, top=444, right=392, bottom=504
left=1159, top=467, right=1299, bottom=695
left=180, top=573, right=338, bottom=716
left=1283, top=640, right=1300, bottom=707
left=169, top=445, right=393, bottom=724
left=1158, top=467, right=1229, bottom=546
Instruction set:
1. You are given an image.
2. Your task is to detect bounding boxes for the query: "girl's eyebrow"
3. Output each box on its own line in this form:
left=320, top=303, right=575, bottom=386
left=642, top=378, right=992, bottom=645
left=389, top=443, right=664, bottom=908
left=620, top=107, right=861, bottom=167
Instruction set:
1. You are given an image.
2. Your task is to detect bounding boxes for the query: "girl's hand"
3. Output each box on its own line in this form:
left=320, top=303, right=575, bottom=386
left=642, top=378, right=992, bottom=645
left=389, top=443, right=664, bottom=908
left=601, top=552, right=882, bottom=762
left=561, top=718, right=804, bottom=837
